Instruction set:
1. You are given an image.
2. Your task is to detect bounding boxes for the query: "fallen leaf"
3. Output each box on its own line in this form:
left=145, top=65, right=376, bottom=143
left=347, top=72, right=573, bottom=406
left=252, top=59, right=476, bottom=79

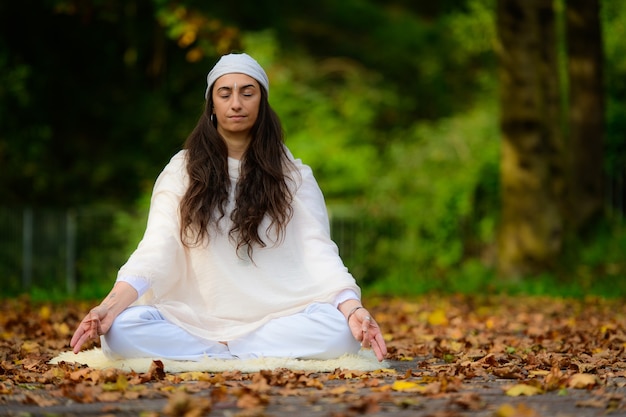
left=391, top=380, right=426, bottom=393
left=427, top=309, right=448, bottom=326
left=24, top=391, right=58, bottom=407
left=568, top=373, right=599, bottom=389
left=20, top=341, right=40, bottom=354
left=163, top=391, right=212, bottom=417
left=505, top=384, right=543, bottom=396
left=495, top=403, right=542, bottom=417
left=576, top=398, right=607, bottom=408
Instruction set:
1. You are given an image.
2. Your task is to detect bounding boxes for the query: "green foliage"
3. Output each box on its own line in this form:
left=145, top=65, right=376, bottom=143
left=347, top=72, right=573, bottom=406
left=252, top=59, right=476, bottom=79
left=1, top=0, right=625, bottom=300
left=602, top=0, right=626, bottom=177
left=361, top=101, right=501, bottom=292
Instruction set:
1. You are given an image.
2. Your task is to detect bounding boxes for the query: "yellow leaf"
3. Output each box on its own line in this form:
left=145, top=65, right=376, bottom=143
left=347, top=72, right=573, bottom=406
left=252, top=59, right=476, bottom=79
left=53, top=322, right=71, bottom=336
left=20, top=341, right=40, bottom=354
left=485, top=317, right=495, bottom=329
left=568, top=373, right=598, bottom=389
left=391, top=380, right=426, bottom=393
left=427, top=309, right=448, bottom=326
left=494, top=404, right=516, bottom=417
left=601, top=323, right=616, bottom=333
left=103, top=374, right=129, bottom=392
left=505, top=384, right=542, bottom=396
left=529, top=370, right=550, bottom=377
left=448, top=341, right=464, bottom=352
left=495, top=403, right=540, bottom=417
left=39, top=305, right=51, bottom=320
left=177, top=371, right=212, bottom=381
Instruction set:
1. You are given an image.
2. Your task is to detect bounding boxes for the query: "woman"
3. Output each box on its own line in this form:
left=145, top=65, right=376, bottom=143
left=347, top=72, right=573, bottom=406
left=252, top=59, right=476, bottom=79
left=70, top=53, right=387, bottom=362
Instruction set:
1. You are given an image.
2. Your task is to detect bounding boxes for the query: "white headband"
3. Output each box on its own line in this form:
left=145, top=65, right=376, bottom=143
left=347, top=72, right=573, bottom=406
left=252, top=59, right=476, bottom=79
left=204, top=53, right=269, bottom=100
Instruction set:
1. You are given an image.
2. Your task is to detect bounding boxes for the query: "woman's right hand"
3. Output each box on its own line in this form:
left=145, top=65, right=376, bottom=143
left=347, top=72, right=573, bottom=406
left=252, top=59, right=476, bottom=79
left=70, top=304, right=114, bottom=353
left=69, top=281, right=139, bottom=353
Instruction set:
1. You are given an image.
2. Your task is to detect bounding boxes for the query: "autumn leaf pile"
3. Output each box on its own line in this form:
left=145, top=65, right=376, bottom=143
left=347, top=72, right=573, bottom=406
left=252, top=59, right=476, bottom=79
left=1, top=294, right=625, bottom=416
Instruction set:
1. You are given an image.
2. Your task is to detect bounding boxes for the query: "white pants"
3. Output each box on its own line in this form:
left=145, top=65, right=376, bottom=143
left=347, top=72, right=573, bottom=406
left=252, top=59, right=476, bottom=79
left=101, top=303, right=360, bottom=361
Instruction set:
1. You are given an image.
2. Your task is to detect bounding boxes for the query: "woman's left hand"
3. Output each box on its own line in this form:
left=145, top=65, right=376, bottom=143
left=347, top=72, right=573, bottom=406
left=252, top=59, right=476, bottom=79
left=347, top=308, right=387, bottom=361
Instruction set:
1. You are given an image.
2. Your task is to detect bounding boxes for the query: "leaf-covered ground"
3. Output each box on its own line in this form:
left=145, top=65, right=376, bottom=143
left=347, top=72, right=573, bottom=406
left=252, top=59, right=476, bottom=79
left=1, top=294, right=625, bottom=416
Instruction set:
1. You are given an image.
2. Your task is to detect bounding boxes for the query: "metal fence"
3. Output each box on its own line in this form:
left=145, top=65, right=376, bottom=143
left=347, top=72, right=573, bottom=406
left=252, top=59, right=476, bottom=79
left=0, top=206, right=370, bottom=296
left=0, top=207, right=130, bottom=296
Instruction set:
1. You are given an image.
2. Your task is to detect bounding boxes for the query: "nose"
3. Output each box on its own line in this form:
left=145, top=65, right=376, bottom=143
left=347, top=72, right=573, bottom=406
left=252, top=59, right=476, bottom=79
left=230, top=94, right=242, bottom=110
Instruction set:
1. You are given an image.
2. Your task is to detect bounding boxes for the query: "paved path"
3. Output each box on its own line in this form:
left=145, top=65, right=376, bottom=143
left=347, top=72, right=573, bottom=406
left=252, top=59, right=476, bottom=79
left=2, top=360, right=625, bottom=416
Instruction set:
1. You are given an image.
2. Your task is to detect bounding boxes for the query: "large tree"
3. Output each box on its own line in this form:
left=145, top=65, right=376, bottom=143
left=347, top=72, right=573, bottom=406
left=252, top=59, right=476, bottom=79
left=496, top=0, right=564, bottom=278
left=565, top=0, right=605, bottom=230
left=496, top=0, right=605, bottom=278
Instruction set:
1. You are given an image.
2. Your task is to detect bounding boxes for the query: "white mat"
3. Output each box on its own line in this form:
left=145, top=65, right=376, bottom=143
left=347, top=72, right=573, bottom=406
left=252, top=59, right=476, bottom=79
left=50, top=348, right=389, bottom=374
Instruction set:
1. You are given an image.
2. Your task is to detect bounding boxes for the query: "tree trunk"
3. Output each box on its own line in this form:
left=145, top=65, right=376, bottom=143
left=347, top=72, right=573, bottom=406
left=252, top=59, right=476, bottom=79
left=565, top=0, right=604, bottom=230
left=496, top=0, right=564, bottom=278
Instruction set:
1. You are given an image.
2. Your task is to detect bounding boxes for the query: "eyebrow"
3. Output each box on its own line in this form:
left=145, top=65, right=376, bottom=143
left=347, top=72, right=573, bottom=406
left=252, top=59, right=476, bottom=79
left=216, top=84, right=257, bottom=92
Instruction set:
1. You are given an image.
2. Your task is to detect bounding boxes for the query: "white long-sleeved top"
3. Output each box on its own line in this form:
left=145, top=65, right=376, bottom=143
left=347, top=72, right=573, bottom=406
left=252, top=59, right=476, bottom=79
left=116, top=150, right=360, bottom=342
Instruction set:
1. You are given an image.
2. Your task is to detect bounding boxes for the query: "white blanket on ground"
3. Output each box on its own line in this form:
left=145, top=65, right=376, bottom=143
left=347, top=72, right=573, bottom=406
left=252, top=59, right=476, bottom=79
left=50, top=348, right=389, bottom=374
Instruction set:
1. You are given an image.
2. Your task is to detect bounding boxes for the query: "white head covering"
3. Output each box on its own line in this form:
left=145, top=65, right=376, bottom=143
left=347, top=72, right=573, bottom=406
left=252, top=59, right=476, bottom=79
left=204, top=53, right=269, bottom=100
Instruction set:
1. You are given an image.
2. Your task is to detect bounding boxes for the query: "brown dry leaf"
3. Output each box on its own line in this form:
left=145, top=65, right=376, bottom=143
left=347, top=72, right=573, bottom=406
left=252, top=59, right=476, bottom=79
left=68, top=367, right=91, bottom=382
left=568, top=373, right=599, bottom=389
left=143, top=359, right=166, bottom=381
left=24, top=391, right=58, bottom=407
left=236, top=391, right=268, bottom=409
left=495, top=403, right=542, bottom=417
left=493, top=365, right=526, bottom=379
left=96, top=391, right=124, bottom=402
left=452, top=392, right=485, bottom=410
left=328, top=385, right=351, bottom=395
left=305, top=377, right=324, bottom=389
left=163, top=391, right=212, bottom=417
left=2, top=295, right=626, bottom=414
left=248, top=372, right=272, bottom=393
left=348, top=393, right=382, bottom=413
left=576, top=398, right=608, bottom=408
left=62, top=382, right=101, bottom=403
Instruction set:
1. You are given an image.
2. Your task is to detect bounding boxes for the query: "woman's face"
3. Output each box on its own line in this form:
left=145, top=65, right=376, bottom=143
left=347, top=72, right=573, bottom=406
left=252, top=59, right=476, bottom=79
left=212, top=73, right=262, bottom=140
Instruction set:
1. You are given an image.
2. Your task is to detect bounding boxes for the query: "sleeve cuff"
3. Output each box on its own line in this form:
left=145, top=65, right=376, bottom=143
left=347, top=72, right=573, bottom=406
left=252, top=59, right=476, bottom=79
left=116, top=275, right=150, bottom=298
left=333, top=289, right=360, bottom=307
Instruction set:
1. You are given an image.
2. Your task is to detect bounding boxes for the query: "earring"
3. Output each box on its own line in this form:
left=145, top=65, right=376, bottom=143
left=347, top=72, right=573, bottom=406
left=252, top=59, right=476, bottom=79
left=210, top=114, right=215, bottom=123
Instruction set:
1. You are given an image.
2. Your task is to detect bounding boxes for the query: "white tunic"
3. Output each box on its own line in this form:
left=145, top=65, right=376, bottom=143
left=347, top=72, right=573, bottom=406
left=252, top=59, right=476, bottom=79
left=116, top=150, right=360, bottom=342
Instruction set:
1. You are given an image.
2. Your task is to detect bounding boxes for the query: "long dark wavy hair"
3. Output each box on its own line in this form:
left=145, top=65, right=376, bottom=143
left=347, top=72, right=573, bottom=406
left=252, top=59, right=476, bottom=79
left=179, top=87, right=297, bottom=259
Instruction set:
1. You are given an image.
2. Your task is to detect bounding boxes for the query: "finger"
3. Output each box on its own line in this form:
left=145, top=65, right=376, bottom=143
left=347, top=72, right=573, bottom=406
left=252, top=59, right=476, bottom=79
left=70, top=320, right=91, bottom=347
left=361, top=336, right=371, bottom=349
left=70, top=332, right=81, bottom=348
left=70, top=326, right=84, bottom=347
left=370, top=337, right=382, bottom=361
left=367, top=332, right=385, bottom=361
left=361, top=316, right=372, bottom=333
left=72, top=333, right=90, bottom=354
left=89, top=320, right=100, bottom=339
left=374, top=333, right=387, bottom=357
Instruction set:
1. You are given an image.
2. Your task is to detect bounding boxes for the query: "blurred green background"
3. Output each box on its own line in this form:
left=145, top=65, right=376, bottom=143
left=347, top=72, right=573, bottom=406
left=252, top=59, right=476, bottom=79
left=1, top=0, right=624, bottom=300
